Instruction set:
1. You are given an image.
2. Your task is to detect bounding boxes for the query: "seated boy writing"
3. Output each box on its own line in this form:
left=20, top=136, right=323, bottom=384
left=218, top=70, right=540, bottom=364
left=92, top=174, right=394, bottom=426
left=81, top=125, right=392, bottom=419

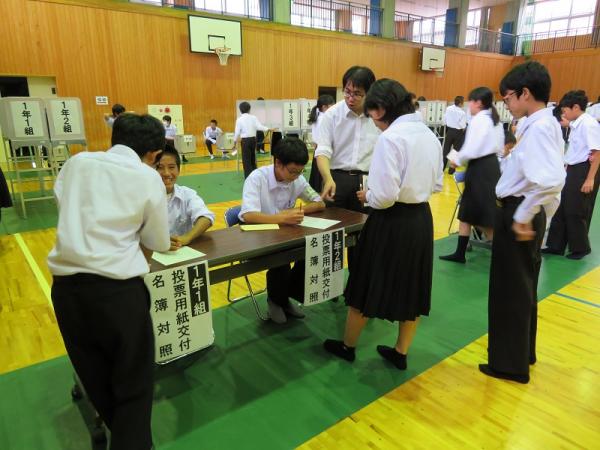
left=156, top=145, right=215, bottom=250
left=240, top=137, right=325, bottom=324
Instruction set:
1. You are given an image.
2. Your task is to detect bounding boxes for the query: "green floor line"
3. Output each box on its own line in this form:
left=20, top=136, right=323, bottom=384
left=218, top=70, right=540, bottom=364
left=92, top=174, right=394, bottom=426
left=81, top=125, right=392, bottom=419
left=1, top=216, right=599, bottom=450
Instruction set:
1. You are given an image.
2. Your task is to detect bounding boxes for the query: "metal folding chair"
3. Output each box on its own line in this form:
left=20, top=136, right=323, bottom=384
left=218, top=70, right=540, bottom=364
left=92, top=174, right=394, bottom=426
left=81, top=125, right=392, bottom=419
left=224, top=205, right=268, bottom=320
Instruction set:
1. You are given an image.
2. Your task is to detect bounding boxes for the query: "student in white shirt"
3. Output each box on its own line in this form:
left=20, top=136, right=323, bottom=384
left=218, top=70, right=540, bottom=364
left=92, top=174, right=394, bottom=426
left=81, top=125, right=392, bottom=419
left=233, top=102, right=270, bottom=178
left=156, top=145, right=215, bottom=249
left=481, top=61, right=565, bottom=384
left=307, top=94, right=335, bottom=192
left=324, top=79, right=443, bottom=370
left=414, top=101, right=424, bottom=122
left=440, top=87, right=503, bottom=264
left=103, top=103, right=125, bottom=128
left=240, top=137, right=325, bottom=324
left=587, top=96, right=600, bottom=122
left=443, top=96, right=467, bottom=170
left=544, top=90, right=600, bottom=259
left=204, top=119, right=223, bottom=160
left=47, top=113, right=170, bottom=449
left=162, top=114, right=181, bottom=161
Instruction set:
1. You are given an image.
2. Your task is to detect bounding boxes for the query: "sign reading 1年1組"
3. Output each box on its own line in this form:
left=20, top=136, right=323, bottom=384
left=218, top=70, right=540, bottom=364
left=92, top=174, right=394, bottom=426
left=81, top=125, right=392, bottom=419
left=304, top=229, right=345, bottom=305
left=144, top=261, right=214, bottom=363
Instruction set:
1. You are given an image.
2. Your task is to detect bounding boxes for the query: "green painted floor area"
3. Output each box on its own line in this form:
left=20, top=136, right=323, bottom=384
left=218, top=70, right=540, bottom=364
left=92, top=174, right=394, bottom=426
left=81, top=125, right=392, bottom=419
left=1, top=218, right=598, bottom=450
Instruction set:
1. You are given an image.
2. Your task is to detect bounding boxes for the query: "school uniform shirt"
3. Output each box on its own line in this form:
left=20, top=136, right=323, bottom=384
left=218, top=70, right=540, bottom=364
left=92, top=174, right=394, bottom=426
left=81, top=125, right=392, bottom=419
left=444, top=105, right=467, bottom=130
left=496, top=107, right=566, bottom=224
left=414, top=110, right=425, bottom=122
left=564, top=112, right=600, bottom=165
left=48, top=145, right=170, bottom=280
left=105, top=116, right=115, bottom=128
left=204, top=126, right=223, bottom=143
left=454, top=110, right=504, bottom=167
left=366, top=114, right=443, bottom=209
left=587, top=103, right=600, bottom=121
left=239, top=164, right=322, bottom=220
left=314, top=100, right=380, bottom=172
left=310, top=112, right=324, bottom=144
left=234, top=113, right=268, bottom=141
left=167, top=184, right=215, bottom=236
left=165, top=123, right=177, bottom=140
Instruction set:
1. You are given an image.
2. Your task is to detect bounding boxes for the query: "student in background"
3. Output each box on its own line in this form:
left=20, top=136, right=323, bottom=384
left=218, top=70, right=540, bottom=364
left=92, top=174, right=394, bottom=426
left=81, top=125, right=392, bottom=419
left=324, top=79, right=443, bottom=369
left=502, top=129, right=516, bottom=160
left=414, top=101, right=424, bottom=122
left=544, top=90, right=600, bottom=259
left=240, top=137, right=325, bottom=324
left=204, top=119, right=222, bottom=160
left=48, top=113, right=170, bottom=449
left=307, top=94, right=335, bottom=192
left=481, top=61, right=565, bottom=384
left=587, top=96, right=600, bottom=122
left=156, top=145, right=215, bottom=250
left=256, top=97, right=267, bottom=154
left=443, top=96, right=467, bottom=171
left=233, top=101, right=270, bottom=178
left=103, top=103, right=125, bottom=128
left=440, top=87, right=503, bottom=264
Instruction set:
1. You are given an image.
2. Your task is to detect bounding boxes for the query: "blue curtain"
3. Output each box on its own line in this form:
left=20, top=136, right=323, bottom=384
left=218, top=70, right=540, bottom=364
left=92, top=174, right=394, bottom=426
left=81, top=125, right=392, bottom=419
left=500, top=22, right=515, bottom=55
left=445, top=8, right=459, bottom=47
left=370, top=0, right=381, bottom=36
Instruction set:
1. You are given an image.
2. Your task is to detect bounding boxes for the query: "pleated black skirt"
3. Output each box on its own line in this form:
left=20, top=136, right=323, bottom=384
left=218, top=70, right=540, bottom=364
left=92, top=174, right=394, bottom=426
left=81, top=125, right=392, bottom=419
left=458, top=153, right=500, bottom=228
left=344, top=202, right=433, bottom=322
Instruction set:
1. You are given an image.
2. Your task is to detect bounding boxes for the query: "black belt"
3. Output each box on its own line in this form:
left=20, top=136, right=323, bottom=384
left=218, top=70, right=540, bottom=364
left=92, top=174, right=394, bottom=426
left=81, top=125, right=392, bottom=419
left=332, top=169, right=368, bottom=176
left=496, top=196, right=524, bottom=208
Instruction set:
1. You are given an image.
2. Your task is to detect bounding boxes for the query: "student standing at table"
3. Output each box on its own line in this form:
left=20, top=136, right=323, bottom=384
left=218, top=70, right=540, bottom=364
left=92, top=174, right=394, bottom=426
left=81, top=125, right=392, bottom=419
left=443, top=96, right=467, bottom=170
left=543, top=90, right=600, bottom=259
left=307, top=94, right=335, bottom=192
left=240, top=137, right=325, bottom=324
left=48, top=113, right=170, bottom=449
left=233, top=101, right=270, bottom=178
left=480, top=61, right=565, bottom=384
left=156, top=145, right=215, bottom=250
left=103, top=103, right=125, bottom=128
left=204, top=119, right=222, bottom=160
left=323, top=79, right=443, bottom=369
left=440, top=87, right=503, bottom=264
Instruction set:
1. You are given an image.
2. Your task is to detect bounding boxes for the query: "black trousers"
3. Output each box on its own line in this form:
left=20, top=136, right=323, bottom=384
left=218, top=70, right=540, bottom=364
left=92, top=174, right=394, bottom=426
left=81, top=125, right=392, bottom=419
left=546, top=161, right=598, bottom=254
left=308, top=156, right=323, bottom=193
left=205, top=139, right=214, bottom=155
left=266, top=262, right=305, bottom=306
left=241, top=137, right=257, bottom=179
left=52, top=274, right=155, bottom=450
left=256, top=130, right=265, bottom=152
left=442, top=127, right=465, bottom=169
left=488, top=198, right=545, bottom=376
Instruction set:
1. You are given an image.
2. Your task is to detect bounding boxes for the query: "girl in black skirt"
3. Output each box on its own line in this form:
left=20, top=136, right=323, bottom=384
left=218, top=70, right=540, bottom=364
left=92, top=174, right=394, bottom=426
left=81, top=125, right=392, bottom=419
left=307, top=95, right=335, bottom=192
left=323, top=79, right=443, bottom=370
left=440, top=86, right=503, bottom=263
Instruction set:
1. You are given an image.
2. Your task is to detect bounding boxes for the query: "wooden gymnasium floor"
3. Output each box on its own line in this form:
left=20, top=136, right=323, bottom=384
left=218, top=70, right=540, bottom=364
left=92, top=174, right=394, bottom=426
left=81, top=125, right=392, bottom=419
left=0, top=154, right=598, bottom=449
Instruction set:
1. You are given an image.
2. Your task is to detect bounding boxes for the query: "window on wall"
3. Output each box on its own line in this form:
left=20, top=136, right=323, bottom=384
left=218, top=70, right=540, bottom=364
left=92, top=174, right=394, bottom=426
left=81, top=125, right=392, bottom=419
left=521, top=0, right=597, bottom=37
left=411, top=14, right=445, bottom=46
left=465, top=8, right=489, bottom=46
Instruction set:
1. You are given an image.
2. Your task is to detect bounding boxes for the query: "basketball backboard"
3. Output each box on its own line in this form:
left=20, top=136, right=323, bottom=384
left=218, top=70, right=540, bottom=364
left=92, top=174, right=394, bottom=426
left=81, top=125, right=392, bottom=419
left=188, top=15, right=242, bottom=56
left=421, top=47, right=446, bottom=71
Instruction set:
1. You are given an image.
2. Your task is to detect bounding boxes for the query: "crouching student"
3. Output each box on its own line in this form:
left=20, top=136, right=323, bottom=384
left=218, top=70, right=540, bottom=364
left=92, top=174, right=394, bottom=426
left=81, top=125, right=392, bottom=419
left=156, top=145, right=215, bottom=250
left=240, top=137, right=325, bottom=324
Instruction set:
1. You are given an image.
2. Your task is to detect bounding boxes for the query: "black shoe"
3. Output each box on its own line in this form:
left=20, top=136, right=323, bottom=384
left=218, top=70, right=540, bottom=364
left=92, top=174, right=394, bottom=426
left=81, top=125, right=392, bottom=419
left=478, top=364, right=529, bottom=384
left=182, top=155, right=189, bottom=163
left=376, top=345, right=407, bottom=370
left=566, top=250, right=591, bottom=260
left=439, top=253, right=466, bottom=264
left=323, top=339, right=355, bottom=362
left=529, top=356, right=536, bottom=365
left=541, top=247, right=563, bottom=255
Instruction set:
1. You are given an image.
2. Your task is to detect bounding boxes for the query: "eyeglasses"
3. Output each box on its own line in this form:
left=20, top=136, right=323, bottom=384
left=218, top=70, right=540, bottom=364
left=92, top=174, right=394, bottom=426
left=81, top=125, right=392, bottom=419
left=284, top=165, right=305, bottom=176
left=343, top=89, right=365, bottom=99
left=502, top=91, right=517, bottom=104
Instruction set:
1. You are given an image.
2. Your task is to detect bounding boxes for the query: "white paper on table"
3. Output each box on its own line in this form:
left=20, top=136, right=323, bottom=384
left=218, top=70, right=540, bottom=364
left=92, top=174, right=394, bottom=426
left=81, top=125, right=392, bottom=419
left=299, top=216, right=341, bottom=230
left=447, top=149, right=460, bottom=165
left=151, top=246, right=206, bottom=266
left=361, top=174, right=369, bottom=207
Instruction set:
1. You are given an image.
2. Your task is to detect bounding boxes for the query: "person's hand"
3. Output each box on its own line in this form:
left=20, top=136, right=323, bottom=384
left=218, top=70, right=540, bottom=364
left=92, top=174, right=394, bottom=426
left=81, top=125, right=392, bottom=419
left=278, top=208, right=304, bottom=225
left=512, top=221, right=535, bottom=241
left=581, top=178, right=594, bottom=194
left=169, top=236, right=187, bottom=251
left=449, top=161, right=458, bottom=169
left=356, top=189, right=367, bottom=204
left=321, top=178, right=336, bottom=202
left=589, top=152, right=597, bottom=163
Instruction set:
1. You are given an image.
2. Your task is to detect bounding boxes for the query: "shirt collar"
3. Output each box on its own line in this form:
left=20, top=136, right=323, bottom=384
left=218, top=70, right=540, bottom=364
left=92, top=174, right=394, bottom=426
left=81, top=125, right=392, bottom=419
left=107, top=144, right=142, bottom=163
left=390, top=113, right=420, bottom=127
left=171, top=184, right=185, bottom=201
left=342, top=100, right=365, bottom=119
left=518, top=107, right=551, bottom=136
left=569, top=113, right=585, bottom=129
left=266, top=165, right=291, bottom=191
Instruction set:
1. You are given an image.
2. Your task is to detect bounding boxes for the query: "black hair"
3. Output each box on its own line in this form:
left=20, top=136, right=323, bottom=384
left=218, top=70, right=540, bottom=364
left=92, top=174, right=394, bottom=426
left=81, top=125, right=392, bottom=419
left=559, top=90, right=588, bottom=111
left=414, top=101, right=420, bottom=109
left=111, top=113, right=166, bottom=158
left=363, top=78, right=415, bottom=124
left=210, top=119, right=218, bottom=124
left=468, top=86, right=500, bottom=126
left=342, top=66, right=376, bottom=93
left=162, top=115, right=171, bottom=123
left=499, top=61, right=551, bottom=104
left=552, top=105, right=564, bottom=123
left=155, top=143, right=181, bottom=169
left=454, top=96, right=464, bottom=106
left=504, top=129, right=516, bottom=146
left=112, top=103, right=125, bottom=116
left=239, top=101, right=251, bottom=113
left=417, top=96, right=426, bottom=101
left=273, top=137, right=309, bottom=166
left=257, top=97, right=264, bottom=100
left=308, top=94, right=335, bottom=124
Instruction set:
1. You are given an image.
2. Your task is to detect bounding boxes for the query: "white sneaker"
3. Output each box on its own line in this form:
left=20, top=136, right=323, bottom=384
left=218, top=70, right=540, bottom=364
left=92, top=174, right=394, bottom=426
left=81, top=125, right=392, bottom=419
left=210, top=155, right=215, bottom=160
left=231, top=150, right=238, bottom=156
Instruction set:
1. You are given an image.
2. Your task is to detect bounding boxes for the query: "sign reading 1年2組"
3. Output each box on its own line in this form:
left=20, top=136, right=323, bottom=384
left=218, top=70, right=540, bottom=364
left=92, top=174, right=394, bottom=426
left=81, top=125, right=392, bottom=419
left=304, top=229, right=345, bottom=305
left=144, top=261, right=214, bottom=363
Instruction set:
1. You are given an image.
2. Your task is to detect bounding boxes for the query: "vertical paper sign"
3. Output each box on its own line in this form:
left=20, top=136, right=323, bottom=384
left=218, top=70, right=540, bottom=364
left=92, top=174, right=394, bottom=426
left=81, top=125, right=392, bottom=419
left=436, top=101, right=444, bottom=123
left=50, top=99, right=82, bottom=135
left=426, top=102, right=436, bottom=124
left=10, top=100, right=45, bottom=139
left=145, top=261, right=213, bottom=363
left=301, top=99, right=316, bottom=129
left=304, top=229, right=345, bottom=306
left=283, top=101, right=299, bottom=130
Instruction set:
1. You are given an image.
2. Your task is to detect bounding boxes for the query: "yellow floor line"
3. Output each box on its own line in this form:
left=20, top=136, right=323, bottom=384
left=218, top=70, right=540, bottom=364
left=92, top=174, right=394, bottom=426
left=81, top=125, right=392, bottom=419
left=14, top=232, right=52, bottom=305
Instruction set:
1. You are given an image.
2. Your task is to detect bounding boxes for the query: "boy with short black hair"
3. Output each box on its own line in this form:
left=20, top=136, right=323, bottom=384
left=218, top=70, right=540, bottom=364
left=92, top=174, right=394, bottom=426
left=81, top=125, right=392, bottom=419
left=103, top=103, right=126, bottom=128
left=233, top=101, right=270, bottom=178
left=240, top=137, right=325, bottom=323
left=443, top=95, right=467, bottom=170
left=204, top=119, right=222, bottom=160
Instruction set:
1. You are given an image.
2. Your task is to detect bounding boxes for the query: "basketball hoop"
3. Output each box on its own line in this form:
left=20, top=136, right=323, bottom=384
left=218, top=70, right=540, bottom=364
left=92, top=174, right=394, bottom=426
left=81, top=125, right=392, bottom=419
left=214, top=47, right=231, bottom=66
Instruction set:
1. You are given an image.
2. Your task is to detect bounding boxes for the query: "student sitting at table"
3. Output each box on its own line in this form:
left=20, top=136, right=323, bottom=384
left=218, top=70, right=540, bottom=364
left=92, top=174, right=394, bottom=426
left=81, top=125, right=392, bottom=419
left=156, top=144, right=215, bottom=250
left=240, top=137, right=326, bottom=324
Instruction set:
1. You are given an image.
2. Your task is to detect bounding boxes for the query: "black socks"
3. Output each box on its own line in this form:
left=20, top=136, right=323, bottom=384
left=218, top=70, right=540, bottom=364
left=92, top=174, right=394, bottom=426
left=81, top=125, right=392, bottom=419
left=323, top=339, right=355, bottom=362
left=377, top=345, right=407, bottom=370
left=439, top=235, right=469, bottom=263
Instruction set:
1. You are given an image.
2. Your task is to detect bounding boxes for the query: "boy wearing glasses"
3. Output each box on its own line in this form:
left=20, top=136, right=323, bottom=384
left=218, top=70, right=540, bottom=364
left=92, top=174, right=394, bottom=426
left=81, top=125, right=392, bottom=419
left=240, top=137, right=325, bottom=323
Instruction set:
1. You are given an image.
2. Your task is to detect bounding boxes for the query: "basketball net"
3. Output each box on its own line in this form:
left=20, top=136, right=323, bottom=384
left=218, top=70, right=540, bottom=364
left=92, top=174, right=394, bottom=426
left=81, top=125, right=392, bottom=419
left=433, top=68, right=444, bottom=78
left=214, top=47, right=231, bottom=66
